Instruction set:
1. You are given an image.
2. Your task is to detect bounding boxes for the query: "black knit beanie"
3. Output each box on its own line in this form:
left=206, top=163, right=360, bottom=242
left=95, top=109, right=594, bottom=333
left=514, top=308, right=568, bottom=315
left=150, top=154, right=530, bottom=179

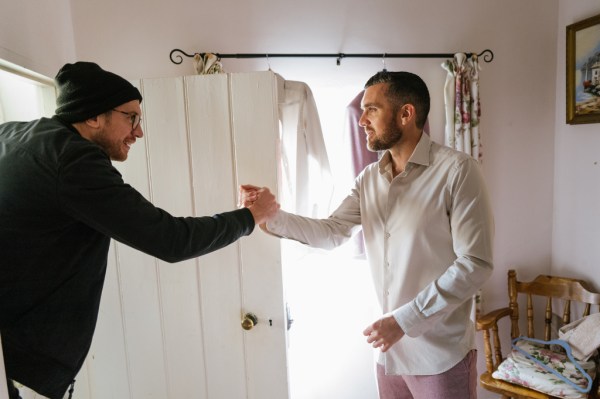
left=54, top=61, right=142, bottom=123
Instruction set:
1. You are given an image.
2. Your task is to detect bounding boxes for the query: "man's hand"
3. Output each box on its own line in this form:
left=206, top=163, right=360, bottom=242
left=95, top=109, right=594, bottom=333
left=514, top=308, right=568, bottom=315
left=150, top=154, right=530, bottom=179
left=363, top=314, right=405, bottom=353
left=238, top=184, right=261, bottom=208
left=239, top=184, right=279, bottom=225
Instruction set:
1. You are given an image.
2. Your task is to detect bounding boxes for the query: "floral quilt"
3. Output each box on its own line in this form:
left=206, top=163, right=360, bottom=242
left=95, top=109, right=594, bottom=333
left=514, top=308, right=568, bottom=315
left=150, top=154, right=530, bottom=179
left=492, top=340, right=597, bottom=399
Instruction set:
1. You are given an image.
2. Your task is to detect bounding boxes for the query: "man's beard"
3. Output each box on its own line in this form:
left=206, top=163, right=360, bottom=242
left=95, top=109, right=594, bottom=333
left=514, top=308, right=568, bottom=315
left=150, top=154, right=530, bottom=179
left=366, top=114, right=403, bottom=152
left=91, top=127, right=128, bottom=161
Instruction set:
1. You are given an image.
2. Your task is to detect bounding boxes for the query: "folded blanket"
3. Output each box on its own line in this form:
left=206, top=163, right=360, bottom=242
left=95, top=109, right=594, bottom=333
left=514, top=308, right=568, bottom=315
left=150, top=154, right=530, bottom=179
left=559, top=313, right=600, bottom=361
left=492, top=340, right=597, bottom=399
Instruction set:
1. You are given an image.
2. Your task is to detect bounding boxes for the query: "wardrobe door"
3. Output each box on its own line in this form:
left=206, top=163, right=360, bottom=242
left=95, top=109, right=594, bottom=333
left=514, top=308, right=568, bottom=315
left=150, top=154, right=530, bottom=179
left=79, top=72, right=288, bottom=399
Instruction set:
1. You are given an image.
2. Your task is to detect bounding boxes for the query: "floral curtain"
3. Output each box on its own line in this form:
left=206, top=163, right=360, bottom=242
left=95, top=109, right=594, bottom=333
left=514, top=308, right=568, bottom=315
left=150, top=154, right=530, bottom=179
left=442, top=53, right=482, bottom=162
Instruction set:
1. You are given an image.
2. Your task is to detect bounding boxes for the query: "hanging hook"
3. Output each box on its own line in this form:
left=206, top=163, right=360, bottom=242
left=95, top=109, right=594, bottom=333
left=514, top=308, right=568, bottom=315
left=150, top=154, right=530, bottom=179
left=382, top=53, right=387, bottom=72
left=266, top=54, right=272, bottom=71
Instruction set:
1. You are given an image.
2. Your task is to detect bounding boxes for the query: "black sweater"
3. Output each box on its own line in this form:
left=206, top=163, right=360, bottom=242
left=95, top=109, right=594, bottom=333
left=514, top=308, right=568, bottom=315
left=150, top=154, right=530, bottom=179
left=0, top=116, right=255, bottom=398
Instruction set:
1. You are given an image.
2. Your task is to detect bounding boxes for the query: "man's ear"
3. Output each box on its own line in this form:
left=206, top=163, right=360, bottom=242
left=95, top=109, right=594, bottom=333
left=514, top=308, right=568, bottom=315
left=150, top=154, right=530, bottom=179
left=399, top=104, right=416, bottom=126
left=84, top=115, right=102, bottom=129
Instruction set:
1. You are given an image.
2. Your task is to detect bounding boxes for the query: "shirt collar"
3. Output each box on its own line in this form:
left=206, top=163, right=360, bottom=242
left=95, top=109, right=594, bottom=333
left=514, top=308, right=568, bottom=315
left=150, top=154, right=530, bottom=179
left=53, top=115, right=80, bottom=135
left=378, top=132, right=432, bottom=173
left=410, top=133, right=432, bottom=167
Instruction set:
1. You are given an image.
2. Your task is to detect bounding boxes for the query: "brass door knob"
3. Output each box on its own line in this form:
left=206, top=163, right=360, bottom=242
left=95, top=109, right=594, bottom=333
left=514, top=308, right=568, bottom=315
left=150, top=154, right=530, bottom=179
left=242, top=313, right=258, bottom=330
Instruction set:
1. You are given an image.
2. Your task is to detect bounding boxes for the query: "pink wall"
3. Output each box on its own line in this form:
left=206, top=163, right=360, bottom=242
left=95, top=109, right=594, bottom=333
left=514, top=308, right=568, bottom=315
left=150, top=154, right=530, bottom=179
left=553, top=2, right=600, bottom=287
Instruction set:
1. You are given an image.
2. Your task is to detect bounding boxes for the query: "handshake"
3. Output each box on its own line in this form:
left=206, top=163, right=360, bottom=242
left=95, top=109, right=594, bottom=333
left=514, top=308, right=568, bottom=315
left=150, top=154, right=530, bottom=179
left=238, top=184, right=280, bottom=226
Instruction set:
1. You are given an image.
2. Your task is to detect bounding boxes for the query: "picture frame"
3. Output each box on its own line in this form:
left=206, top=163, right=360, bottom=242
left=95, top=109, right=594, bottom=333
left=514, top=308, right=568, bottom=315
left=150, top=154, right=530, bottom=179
left=566, top=12, right=600, bottom=124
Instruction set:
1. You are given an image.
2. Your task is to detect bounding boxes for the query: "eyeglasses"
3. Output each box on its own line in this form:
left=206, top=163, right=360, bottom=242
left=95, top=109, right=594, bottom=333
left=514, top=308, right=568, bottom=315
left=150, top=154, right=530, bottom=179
left=112, top=109, right=142, bottom=131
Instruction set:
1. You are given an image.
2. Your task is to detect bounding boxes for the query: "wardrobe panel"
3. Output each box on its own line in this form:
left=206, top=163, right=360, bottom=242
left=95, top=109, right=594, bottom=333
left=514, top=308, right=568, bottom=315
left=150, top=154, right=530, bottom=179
left=83, top=242, right=130, bottom=399
left=143, top=77, right=207, bottom=399
left=230, top=72, right=289, bottom=399
left=186, top=74, right=248, bottom=398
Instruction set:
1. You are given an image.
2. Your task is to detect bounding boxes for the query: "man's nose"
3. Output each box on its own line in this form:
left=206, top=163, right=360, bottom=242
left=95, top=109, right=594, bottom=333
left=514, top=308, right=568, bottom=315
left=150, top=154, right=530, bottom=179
left=358, top=113, right=368, bottom=127
left=133, top=125, right=144, bottom=138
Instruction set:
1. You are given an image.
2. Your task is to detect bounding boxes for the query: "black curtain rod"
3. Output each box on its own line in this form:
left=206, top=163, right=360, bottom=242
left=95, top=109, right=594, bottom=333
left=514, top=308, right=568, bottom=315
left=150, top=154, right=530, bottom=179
left=169, top=49, right=494, bottom=66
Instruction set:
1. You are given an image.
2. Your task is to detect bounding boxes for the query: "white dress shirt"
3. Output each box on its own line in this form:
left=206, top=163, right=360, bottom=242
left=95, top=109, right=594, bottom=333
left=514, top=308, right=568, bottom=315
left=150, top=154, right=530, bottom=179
left=278, top=79, right=333, bottom=218
left=266, top=133, right=494, bottom=375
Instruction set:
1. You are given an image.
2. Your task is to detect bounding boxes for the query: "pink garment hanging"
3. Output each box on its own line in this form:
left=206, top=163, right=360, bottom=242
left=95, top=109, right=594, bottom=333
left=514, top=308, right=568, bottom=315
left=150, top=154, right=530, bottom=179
left=346, top=91, right=379, bottom=178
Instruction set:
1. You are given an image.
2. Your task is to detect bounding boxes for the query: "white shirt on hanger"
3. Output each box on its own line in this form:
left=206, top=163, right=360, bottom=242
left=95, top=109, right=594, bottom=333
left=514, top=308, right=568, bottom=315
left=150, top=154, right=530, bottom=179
left=277, top=78, right=333, bottom=217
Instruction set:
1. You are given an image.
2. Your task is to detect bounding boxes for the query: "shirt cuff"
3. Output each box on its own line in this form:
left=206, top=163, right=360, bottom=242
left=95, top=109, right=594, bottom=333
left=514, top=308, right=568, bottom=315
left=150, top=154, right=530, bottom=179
left=265, top=210, right=286, bottom=237
left=392, top=301, right=428, bottom=338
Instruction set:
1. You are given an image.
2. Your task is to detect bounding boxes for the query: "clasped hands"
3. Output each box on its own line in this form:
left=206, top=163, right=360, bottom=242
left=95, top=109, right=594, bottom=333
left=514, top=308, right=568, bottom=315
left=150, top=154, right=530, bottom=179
left=238, top=184, right=279, bottom=226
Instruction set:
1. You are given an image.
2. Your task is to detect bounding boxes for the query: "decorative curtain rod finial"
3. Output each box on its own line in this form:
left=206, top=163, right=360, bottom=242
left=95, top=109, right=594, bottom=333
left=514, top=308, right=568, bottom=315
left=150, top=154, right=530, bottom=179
left=478, top=49, right=494, bottom=63
left=170, top=49, right=195, bottom=65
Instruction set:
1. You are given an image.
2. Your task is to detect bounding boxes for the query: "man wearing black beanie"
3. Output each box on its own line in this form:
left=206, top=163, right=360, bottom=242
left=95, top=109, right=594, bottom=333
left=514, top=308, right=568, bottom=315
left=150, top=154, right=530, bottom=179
left=0, top=62, right=279, bottom=399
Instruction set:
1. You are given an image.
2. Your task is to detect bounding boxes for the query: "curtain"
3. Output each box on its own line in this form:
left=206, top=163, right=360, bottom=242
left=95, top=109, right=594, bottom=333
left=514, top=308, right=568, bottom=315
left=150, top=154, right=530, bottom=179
left=442, top=53, right=482, bottom=162
left=192, top=53, right=224, bottom=75
left=442, top=54, right=484, bottom=319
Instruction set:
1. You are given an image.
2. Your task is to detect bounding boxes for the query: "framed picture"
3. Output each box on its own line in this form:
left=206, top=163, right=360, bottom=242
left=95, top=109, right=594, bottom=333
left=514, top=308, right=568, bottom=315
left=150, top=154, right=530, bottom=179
left=566, top=13, right=600, bottom=124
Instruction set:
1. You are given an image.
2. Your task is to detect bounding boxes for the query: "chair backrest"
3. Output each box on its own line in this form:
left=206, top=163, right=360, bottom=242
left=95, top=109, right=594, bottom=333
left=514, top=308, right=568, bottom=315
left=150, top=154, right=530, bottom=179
left=508, top=269, right=600, bottom=341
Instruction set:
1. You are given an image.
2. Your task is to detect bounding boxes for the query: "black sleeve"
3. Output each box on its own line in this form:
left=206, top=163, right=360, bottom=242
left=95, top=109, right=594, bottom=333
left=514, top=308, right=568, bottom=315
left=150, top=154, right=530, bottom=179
left=58, top=144, right=255, bottom=262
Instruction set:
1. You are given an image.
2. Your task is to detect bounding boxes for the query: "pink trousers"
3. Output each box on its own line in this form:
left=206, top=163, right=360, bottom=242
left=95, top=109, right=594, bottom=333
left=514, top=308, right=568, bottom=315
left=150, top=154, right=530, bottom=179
left=376, top=350, right=478, bottom=399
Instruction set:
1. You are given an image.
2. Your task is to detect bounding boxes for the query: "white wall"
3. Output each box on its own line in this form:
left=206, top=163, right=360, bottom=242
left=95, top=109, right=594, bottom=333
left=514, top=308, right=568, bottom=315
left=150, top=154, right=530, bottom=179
left=553, top=1, right=600, bottom=287
left=0, top=0, right=76, bottom=77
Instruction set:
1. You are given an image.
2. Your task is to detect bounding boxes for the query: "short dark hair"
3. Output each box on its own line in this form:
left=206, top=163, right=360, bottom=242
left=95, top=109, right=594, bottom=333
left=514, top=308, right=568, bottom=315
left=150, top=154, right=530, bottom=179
left=364, top=71, right=430, bottom=129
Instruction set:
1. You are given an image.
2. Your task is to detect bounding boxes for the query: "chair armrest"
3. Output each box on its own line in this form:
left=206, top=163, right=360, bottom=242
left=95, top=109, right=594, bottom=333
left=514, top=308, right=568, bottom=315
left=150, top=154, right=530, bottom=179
left=476, top=307, right=512, bottom=373
left=476, top=307, right=512, bottom=331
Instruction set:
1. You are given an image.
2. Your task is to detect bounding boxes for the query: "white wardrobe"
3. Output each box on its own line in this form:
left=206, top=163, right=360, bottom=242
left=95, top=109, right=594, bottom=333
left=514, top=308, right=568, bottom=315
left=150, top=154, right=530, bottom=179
left=75, top=71, right=295, bottom=399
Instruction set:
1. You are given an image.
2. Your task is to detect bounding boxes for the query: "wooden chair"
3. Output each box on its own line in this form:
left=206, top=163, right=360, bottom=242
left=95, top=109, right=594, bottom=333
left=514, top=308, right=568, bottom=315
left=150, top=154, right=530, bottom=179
left=476, top=269, right=600, bottom=398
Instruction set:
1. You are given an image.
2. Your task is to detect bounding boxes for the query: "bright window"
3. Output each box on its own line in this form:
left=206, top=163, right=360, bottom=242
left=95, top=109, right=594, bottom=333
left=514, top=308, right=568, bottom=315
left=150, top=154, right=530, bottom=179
left=0, top=60, right=55, bottom=123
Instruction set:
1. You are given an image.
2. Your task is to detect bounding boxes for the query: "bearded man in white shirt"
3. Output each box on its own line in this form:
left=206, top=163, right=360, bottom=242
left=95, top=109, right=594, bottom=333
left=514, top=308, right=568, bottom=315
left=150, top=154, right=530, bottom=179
left=240, top=70, right=494, bottom=399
